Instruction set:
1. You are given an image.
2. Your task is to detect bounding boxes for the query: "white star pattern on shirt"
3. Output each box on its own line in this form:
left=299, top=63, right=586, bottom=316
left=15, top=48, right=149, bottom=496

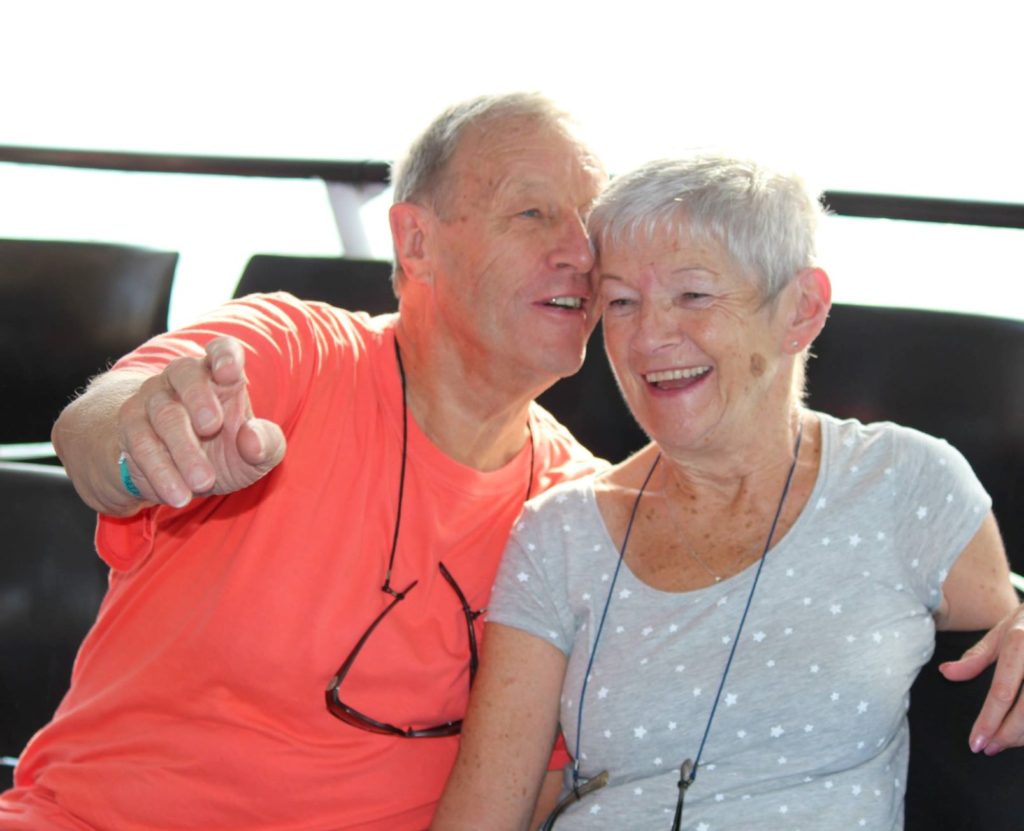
left=589, top=804, right=601, bottom=814
left=498, top=421, right=974, bottom=825
left=516, top=571, right=529, bottom=583
left=697, top=823, right=709, bottom=831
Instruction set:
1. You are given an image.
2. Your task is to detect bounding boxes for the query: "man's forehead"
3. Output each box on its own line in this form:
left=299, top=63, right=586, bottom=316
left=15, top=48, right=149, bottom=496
left=454, top=122, right=603, bottom=194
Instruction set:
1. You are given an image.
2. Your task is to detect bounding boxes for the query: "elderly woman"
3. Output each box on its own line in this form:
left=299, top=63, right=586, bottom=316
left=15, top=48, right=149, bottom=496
left=431, top=156, right=1022, bottom=830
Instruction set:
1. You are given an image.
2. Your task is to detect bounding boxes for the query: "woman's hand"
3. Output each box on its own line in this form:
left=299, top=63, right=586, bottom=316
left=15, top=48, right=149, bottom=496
left=939, top=604, right=1024, bottom=754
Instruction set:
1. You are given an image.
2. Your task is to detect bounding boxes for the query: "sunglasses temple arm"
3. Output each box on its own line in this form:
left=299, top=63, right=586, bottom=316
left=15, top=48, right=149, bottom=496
left=538, top=770, right=610, bottom=831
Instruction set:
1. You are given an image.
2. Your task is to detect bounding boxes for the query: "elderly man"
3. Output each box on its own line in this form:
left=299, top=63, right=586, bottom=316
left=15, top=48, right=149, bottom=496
left=0, top=93, right=606, bottom=831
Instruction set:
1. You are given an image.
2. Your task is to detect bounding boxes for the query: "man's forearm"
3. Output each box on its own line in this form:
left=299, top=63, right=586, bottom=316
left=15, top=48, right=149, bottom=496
left=52, top=368, right=155, bottom=516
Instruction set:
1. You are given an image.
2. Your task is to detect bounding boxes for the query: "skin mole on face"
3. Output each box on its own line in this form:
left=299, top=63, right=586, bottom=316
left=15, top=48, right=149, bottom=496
left=750, top=352, right=766, bottom=377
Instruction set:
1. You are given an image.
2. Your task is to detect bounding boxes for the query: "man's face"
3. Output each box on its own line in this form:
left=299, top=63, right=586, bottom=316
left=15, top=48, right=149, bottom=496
left=428, top=117, right=606, bottom=389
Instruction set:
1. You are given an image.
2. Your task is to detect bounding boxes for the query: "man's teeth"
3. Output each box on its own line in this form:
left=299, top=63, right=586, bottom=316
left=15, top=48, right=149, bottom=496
left=545, top=296, right=582, bottom=309
left=645, top=366, right=711, bottom=383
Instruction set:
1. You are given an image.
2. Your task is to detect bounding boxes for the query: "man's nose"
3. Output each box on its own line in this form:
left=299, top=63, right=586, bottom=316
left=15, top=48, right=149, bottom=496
left=549, top=216, right=595, bottom=272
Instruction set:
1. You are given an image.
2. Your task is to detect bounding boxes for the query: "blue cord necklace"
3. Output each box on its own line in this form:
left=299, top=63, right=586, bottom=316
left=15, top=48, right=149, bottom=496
left=548, top=421, right=804, bottom=830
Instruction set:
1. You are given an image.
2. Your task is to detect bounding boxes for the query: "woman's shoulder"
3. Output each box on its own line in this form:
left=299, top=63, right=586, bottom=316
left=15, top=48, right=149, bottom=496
left=816, top=411, right=971, bottom=474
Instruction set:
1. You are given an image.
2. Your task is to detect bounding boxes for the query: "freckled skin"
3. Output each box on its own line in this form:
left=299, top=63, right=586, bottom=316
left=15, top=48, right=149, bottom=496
left=750, top=353, right=766, bottom=377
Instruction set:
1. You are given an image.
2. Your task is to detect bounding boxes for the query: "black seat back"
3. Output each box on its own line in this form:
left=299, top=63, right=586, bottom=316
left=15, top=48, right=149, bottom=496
left=234, top=254, right=397, bottom=315
left=0, top=238, right=178, bottom=444
left=0, top=462, right=106, bottom=785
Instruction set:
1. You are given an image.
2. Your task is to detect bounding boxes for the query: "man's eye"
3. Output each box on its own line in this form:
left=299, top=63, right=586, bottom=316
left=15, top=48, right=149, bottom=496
left=518, top=208, right=542, bottom=218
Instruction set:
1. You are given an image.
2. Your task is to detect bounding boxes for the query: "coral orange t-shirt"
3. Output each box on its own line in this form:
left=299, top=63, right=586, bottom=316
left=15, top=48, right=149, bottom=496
left=2, top=294, right=601, bottom=831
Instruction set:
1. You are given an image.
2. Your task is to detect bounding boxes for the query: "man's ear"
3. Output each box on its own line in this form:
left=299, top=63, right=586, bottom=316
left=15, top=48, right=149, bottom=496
left=389, top=202, right=434, bottom=285
left=784, top=267, right=832, bottom=353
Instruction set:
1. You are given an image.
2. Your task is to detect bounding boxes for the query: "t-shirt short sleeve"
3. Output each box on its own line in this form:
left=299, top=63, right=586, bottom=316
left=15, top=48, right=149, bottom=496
left=887, top=423, right=992, bottom=609
left=487, top=486, right=583, bottom=656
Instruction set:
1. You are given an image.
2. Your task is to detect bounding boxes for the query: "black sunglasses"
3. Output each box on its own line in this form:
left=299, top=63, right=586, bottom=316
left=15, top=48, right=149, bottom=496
left=325, top=560, right=482, bottom=738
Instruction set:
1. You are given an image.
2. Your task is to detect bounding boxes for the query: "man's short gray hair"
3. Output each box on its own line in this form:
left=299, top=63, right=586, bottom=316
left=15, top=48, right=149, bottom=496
left=389, top=92, right=576, bottom=292
left=588, top=156, right=824, bottom=302
left=392, top=91, right=574, bottom=214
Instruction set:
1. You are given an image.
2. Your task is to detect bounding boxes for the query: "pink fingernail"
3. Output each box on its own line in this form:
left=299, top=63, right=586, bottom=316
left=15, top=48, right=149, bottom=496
left=970, top=735, right=987, bottom=754
left=983, top=742, right=1003, bottom=756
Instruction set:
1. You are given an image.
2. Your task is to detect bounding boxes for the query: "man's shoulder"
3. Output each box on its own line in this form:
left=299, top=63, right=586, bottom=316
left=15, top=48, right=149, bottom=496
left=529, top=401, right=609, bottom=491
left=220, top=291, right=397, bottom=342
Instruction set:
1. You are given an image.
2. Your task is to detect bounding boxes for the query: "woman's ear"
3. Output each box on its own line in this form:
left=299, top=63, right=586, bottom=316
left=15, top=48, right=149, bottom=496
left=785, top=267, right=832, bottom=353
left=389, top=202, right=434, bottom=285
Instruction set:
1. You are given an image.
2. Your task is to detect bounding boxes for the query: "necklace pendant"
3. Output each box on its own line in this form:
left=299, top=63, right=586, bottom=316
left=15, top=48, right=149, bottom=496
left=713, top=575, right=722, bottom=583
left=670, top=759, right=695, bottom=831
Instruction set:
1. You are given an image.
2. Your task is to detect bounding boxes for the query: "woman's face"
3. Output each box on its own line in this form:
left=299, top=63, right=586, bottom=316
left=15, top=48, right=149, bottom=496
left=597, top=226, right=795, bottom=455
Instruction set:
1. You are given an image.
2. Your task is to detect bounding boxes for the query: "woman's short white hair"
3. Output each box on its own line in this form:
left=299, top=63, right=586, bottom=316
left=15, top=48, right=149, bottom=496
left=589, top=156, right=824, bottom=301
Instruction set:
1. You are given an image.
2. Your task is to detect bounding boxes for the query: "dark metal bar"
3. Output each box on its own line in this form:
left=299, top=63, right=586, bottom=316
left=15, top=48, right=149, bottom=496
left=822, top=190, right=1024, bottom=230
left=0, top=144, right=391, bottom=184
left=2, top=144, right=1023, bottom=229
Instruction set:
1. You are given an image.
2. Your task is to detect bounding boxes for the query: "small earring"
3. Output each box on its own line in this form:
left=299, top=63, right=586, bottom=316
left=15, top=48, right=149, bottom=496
left=791, top=340, right=800, bottom=350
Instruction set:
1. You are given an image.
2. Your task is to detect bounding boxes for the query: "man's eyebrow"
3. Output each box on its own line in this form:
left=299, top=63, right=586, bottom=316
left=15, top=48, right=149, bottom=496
left=597, top=272, right=623, bottom=284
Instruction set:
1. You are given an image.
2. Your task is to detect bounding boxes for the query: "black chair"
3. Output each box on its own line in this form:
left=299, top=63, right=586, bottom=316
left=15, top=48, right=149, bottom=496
left=905, top=629, right=1021, bottom=831
left=234, top=254, right=397, bottom=315
left=537, top=323, right=646, bottom=464
left=0, top=238, right=178, bottom=445
left=806, top=304, right=1024, bottom=576
left=0, top=462, right=106, bottom=790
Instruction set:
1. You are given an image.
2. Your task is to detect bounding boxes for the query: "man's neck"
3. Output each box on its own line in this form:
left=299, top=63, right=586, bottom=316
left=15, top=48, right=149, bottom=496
left=394, top=318, right=545, bottom=472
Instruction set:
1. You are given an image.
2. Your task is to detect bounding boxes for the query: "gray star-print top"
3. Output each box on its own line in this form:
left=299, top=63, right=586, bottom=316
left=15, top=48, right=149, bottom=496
left=489, top=414, right=990, bottom=831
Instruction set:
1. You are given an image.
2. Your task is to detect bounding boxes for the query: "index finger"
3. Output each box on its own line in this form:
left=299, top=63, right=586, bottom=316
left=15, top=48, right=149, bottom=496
left=205, top=336, right=247, bottom=387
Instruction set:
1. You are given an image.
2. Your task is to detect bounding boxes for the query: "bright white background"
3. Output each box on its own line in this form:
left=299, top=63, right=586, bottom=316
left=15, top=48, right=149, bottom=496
left=2, top=0, right=1021, bottom=325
